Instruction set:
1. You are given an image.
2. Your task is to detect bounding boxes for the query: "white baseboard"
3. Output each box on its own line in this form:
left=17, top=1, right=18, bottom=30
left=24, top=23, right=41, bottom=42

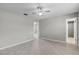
left=41, top=37, right=65, bottom=43
left=41, top=37, right=79, bottom=47
left=0, top=39, right=34, bottom=50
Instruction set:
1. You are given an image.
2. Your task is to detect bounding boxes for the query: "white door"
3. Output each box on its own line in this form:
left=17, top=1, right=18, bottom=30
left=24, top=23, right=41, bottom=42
left=66, top=18, right=77, bottom=45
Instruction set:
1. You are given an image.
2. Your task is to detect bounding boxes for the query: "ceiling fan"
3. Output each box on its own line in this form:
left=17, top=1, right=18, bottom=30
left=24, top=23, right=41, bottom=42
left=24, top=3, right=51, bottom=16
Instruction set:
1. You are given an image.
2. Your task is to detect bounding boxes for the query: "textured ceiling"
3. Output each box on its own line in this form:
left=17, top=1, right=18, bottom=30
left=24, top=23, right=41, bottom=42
left=0, top=3, right=79, bottom=19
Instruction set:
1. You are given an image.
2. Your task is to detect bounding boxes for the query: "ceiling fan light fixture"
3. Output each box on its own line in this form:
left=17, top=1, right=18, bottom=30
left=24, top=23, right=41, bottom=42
left=38, top=12, right=43, bottom=16
left=24, top=4, right=51, bottom=16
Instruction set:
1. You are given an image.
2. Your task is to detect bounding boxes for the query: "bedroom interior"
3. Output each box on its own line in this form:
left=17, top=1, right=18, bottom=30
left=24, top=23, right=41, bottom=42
left=0, top=3, right=79, bottom=55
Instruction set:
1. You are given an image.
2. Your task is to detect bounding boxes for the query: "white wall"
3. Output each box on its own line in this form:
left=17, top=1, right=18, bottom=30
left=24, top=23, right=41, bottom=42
left=0, top=10, right=34, bottom=48
left=39, top=12, right=78, bottom=42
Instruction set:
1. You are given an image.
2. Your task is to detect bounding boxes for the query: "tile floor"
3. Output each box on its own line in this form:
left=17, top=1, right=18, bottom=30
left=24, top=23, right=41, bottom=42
left=0, top=39, right=79, bottom=55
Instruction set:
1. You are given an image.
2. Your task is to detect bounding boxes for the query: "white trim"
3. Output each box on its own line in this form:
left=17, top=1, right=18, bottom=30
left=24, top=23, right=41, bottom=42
left=41, top=37, right=65, bottom=43
left=66, top=17, right=77, bottom=45
left=0, top=39, right=34, bottom=50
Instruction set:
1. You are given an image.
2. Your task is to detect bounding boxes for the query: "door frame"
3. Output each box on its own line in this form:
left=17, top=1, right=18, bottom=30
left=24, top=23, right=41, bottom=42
left=66, top=17, right=77, bottom=45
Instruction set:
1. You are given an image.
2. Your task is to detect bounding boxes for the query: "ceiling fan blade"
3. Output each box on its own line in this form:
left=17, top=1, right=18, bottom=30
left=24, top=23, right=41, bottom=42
left=24, top=13, right=28, bottom=16
left=42, top=8, right=51, bottom=12
left=45, top=10, right=50, bottom=12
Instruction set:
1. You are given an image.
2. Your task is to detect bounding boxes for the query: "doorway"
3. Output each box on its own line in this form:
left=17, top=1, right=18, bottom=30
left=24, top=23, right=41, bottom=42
left=33, top=20, right=39, bottom=39
left=66, top=18, right=77, bottom=45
